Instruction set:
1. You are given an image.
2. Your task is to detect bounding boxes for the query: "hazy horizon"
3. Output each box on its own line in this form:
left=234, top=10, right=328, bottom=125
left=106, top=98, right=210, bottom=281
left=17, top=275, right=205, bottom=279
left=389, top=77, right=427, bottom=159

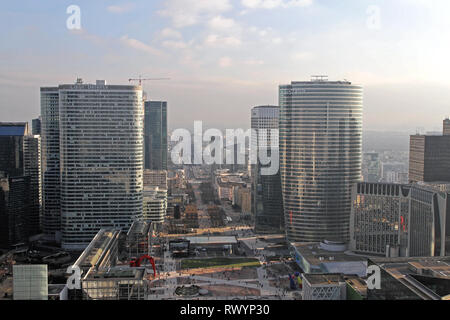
left=1, top=0, right=450, bottom=132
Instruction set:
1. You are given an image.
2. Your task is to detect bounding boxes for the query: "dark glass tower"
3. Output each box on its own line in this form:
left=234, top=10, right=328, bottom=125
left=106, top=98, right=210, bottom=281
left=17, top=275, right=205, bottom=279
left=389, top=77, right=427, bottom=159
left=144, top=101, right=168, bottom=170
left=251, top=106, right=284, bottom=233
left=0, top=123, right=40, bottom=247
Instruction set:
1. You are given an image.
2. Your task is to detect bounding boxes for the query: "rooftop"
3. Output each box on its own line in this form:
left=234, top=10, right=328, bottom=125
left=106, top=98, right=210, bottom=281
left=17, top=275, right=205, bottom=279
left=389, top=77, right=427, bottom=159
left=85, top=267, right=146, bottom=280
left=302, top=273, right=345, bottom=286
left=291, top=242, right=366, bottom=265
left=0, top=123, right=28, bottom=136
left=184, top=236, right=238, bottom=245
left=371, top=256, right=450, bottom=279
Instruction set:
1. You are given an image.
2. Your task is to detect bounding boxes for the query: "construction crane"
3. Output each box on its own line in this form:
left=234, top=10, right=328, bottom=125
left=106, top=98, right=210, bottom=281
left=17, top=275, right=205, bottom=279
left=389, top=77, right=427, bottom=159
left=128, top=75, right=170, bottom=86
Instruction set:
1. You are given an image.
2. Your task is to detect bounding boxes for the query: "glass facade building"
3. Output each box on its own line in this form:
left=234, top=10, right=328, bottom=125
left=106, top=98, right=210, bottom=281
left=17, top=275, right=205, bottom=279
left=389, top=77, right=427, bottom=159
left=351, top=182, right=450, bottom=257
left=251, top=106, right=284, bottom=233
left=279, top=78, right=363, bottom=242
left=144, top=101, right=168, bottom=170
left=40, top=87, right=61, bottom=240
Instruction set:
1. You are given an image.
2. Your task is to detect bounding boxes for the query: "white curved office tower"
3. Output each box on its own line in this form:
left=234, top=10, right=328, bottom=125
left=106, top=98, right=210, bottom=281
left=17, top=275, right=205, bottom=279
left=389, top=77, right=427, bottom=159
left=58, top=80, right=144, bottom=250
left=279, top=77, right=363, bottom=242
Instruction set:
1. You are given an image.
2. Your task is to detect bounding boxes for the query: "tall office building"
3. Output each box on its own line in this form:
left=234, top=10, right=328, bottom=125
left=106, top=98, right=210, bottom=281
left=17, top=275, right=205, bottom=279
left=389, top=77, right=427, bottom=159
left=0, top=175, right=31, bottom=248
left=32, top=117, right=41, bottom=135
left=279, top=77, right=363, bottom=242
left=144, top=101, right=168, bottom=170
left=351, top=182, right=450, bottom=257
left=23, top=135, right=41, bottom=235
left=409, top=120, right=450, bottom=183
left=251, top=106, right=284, bottom=233
left=0, top=123, right=40, bottom=246
left=444, top=118, right=450, bottom=136
left=41, top=79, right=144, bottom=249
left=0, top=122, right=29, bottom=176
left=362, top=152, right=380, bottom=182
left=40, top=87, right=61, bottom=240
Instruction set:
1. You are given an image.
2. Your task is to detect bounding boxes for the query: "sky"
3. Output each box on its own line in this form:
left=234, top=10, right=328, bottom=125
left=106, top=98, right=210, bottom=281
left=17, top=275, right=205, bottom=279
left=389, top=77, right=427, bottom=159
left=0, top=0, right=449, bottom=132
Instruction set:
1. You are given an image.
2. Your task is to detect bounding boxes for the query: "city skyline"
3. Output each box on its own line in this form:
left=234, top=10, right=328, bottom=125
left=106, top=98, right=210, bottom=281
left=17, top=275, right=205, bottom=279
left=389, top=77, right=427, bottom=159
left=1, top=1, right=450, bottom=132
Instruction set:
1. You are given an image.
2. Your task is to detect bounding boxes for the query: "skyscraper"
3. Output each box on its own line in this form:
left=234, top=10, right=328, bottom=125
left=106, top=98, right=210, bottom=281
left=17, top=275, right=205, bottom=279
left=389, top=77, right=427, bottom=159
left=40, top=87, right=61, bottom=241
left=409, top=120, right=450, bottom=183
left=32, top=117, right=41, bottom=135
left=251, top=106, right=284, bottom=233
left=144, top=101, right=168, bottom=170
left=41, top=79, right=144, bottom=249
left=0, top=123, right=41, bottom=245
left=23, top=135, right=41, bottom=235
left=444, top=118, right=450, bottom=136
left=279, top=77, right=363, bottom=242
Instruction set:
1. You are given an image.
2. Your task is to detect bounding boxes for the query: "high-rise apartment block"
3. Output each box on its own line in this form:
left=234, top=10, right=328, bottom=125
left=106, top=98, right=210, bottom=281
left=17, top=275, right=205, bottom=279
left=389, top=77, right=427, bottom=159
left=279, top=77, right=363, bottom=242
left=41, top=79, right=144, bottom=249
left=144, top=101, right=167, bottom=170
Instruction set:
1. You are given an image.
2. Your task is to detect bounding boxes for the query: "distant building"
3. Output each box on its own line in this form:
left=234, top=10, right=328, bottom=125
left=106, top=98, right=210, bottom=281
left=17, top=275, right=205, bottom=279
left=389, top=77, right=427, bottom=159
left=280, top=78, right=363, bottom=242
left=251, top=106, right=284, bottom=233
left=143, top=169, right=167, bottom=189
left=233, top=186, right=251, bottom=214
left=351, top=182, right=450, bottom=257
left=444, top=118, right=450, bottom=136
left=362, top=152, right=380, bottom=183
left=381, top=162, right=407, bottom=183
left=144, top=101, right=168, bottom=170
left=143, top=187, right=167, bottom=224
left=32, top=117, right=41, bottom=135
left=409, top=120, right=450, bottom=183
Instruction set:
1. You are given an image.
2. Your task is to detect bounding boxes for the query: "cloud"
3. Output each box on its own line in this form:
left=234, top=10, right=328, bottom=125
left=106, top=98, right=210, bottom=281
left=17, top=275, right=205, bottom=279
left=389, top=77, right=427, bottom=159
left=107, top=3, right=135, bottom=13
left=159, top=0, right=232, bottom=28
left=208, top=16, right=236, bottom=30
left=219, top=57, right=232, bottom=67
left=241, top=0, right=313, bottom=9
left=162, top=40, right=188, bottom=49
left=204, top=34, right=241, bottom=47
left=160, top=28, right=183, bottom=39
left=119, top=35, right=162, bottom=55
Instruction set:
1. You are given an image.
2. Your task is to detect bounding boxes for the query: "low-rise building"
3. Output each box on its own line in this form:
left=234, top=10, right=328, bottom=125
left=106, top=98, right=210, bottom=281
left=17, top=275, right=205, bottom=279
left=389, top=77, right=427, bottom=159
left=290, top=241, right=368, bottom=277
